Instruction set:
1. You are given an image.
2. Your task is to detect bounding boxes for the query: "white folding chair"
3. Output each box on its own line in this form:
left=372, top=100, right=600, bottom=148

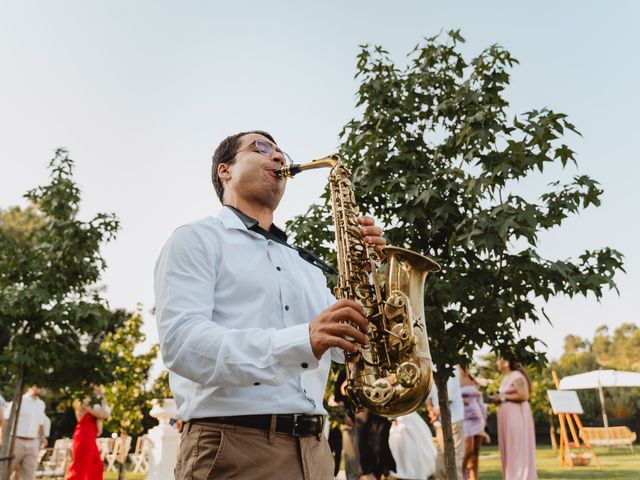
left=105, top=435, right=131, bottom=472
left=128, top=435, right=152, bottom=473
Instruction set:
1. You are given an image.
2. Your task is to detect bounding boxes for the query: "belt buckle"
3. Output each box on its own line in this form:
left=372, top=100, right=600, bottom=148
left=291, top=414, right=323, bottom=437
left=291, top=414, right=303, bottom=437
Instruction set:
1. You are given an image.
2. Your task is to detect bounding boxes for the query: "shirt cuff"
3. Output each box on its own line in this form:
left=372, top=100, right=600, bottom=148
left=272, top=323, right=319, bottom=373
left=331, top=347, right=345, bottom=364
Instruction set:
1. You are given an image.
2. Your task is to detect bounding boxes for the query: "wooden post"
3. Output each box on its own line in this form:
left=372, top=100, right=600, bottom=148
left=558, top=413, right=573, bottom=467
left=549, top=409, right=558, bottom=453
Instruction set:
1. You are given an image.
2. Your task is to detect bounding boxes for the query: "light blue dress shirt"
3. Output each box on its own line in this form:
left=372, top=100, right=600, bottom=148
left=154, top=206, right=341, bottom=421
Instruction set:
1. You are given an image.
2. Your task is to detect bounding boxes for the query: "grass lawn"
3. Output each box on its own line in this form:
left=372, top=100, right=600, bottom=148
left=104, top=474, right=146, bottom=480
left=103, top=446, right=640, bottom=479
left=479, top=445, right=640, bottom=479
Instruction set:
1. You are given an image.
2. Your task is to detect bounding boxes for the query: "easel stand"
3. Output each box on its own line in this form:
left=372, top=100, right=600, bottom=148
left=551, top=371, right=601, bottom=469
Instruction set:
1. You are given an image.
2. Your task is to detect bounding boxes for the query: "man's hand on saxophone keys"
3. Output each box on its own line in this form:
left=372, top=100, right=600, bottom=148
left=309, top=299, right=370, bottom=360
left=357, top=216, right=386, bottom=256
left=308, top=216, right=385, bottom=360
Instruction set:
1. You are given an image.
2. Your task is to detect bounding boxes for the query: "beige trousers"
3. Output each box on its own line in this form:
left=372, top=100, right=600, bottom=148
left=12, top=437, right=39, bottom=480
left=176, top=421, right=334, bottom=480
left=435, top=420, right=465, bottom=480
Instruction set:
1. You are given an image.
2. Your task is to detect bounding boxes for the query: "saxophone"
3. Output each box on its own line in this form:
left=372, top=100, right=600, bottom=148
left=276, top=154, right=441, bottom=417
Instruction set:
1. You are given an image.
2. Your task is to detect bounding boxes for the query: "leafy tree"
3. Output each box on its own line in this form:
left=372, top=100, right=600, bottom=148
left=553, top=325, right=640, bottom=423
left=287, top=31, right=624, bottom=479
left=550, top=335, right=601, bottom=424
left=0, top=207, right=45, bottom=394
left=555, top=335, right=600, bottom=377
left=149, top=370, right=173, bottom=400
left=592, top=324, right=640, bottom=419
left=0, top=149, right=118, bottom=478
left=101, top=308, right=158, bottom=480
left=592, top=323, right=640, bottom=371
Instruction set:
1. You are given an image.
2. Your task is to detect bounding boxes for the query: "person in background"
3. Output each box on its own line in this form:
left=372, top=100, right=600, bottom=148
left=387, top=411, right=437, bottom=480
left=460, top=366, right=488, bottom=480
left=491, top=358, right=538, bottom=480
left=12, top=385, right=47, bottom=480
left=426, top=367, right=465, bottom=480
left=357, top=411, right=396, bottom=480
left=66, top=385, right=110, bottom=480
left=42, top=414, right=51, bottom=446
left=332, top=370, right=361, bottom=480
left=0, top=393, right=6, bottom=447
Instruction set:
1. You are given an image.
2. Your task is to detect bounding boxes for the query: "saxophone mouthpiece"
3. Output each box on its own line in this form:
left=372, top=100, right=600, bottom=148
left=275, top=156, right=340, bottom=178
left=274, top=164, right=302, bottom=178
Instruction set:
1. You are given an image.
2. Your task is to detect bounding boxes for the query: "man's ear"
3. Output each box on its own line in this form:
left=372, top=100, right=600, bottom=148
left=218, top=163, right=232, bottom=183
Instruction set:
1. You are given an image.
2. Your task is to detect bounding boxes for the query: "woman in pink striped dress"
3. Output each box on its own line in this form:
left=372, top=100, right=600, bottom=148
left=492, top=358, right=538, bottom=480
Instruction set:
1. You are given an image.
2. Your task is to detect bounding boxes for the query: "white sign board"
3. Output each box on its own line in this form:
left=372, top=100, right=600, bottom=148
left=547, top=390, right=583, bottom=414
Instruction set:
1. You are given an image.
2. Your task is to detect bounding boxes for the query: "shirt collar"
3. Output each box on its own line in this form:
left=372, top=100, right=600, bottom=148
left=220, top=205, right=288, bottom=243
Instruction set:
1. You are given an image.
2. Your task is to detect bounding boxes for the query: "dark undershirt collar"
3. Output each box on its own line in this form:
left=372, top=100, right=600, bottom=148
left=224, top=205, right=288, bottom=242
left=224, top=205, right=337, bottom=275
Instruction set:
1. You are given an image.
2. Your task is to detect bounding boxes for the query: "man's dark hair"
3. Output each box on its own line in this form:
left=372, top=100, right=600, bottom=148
left=211, top=130, right=276, bottom=203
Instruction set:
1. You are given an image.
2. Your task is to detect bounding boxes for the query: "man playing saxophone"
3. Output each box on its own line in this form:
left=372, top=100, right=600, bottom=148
left=154, top=130, right=386, bottom=480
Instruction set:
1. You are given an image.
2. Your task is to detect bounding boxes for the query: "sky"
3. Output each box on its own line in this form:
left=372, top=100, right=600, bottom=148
left=1, top=1, right=638, bottom=371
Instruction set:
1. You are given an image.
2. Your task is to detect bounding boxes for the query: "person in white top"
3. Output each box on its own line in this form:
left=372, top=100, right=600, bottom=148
left=13, top=385, right=47, bottom=480
left=388, top=411, right=437, bottom=480
left=0, top=394, right=7, bottom=444
left=155, top=130, right=386, bottom=480
left=427, top=367, right=466, bottom=480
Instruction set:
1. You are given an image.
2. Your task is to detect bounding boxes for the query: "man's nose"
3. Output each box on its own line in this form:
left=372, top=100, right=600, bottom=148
left=272, top=151, right=285, bottom=166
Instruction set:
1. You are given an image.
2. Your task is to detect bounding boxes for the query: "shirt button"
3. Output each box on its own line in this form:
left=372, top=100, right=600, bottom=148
left=276, top=266, right=281, bottom=271
left=284, top=305, right=289, bottom=311
left=301, top=362, right=308, bottom=368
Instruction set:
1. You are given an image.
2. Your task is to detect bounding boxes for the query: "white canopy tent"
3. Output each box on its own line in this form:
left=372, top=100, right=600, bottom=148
left=558, top=369, right=640, bottom=430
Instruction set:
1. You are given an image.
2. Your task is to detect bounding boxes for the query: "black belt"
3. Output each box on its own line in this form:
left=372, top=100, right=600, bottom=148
left=191, top=414, right=325, bottom=437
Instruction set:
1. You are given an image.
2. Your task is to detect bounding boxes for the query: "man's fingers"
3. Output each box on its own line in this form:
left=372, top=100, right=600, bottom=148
left=327, top=298, right=365, bottom=321
left=356, top=216, right=375, bottom=226
left=359, top=225, right=383, bottom=237
left=324, top=322, right=369, bottom=346
left=363, top=235, right=386, bottom=246
left=331, top=298, right=365, bottom=314
left=332, top=337, right=361, bottom=353
left=330, top=306, right=369, bottom=333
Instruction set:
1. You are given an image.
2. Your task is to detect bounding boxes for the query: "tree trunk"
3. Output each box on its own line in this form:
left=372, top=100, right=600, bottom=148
left=0, top=365, right=26, bottom=480
left=435, top=371, right=458, bottom=480
left=117, top=431, right=128, bottom=480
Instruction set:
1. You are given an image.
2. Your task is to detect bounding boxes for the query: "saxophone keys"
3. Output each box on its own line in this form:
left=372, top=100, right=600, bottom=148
left=364, top=378, right=395, bottom=406
left=396, top=362, right=420, bottom=388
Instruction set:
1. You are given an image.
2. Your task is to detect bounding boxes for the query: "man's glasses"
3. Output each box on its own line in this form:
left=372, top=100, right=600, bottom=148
left=237, top=139, right=293, bottom=165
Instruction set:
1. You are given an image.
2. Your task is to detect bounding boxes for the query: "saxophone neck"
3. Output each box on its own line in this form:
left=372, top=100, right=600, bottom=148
left=275, top=154, right=341, bottom=178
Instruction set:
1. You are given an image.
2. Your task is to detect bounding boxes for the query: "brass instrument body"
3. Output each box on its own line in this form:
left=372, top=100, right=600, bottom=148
left=277, top=155, right=440, bottom=417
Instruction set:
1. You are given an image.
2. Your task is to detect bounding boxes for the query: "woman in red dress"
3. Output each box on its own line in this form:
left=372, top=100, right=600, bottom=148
left=66, top=385, right=110, bottom=480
